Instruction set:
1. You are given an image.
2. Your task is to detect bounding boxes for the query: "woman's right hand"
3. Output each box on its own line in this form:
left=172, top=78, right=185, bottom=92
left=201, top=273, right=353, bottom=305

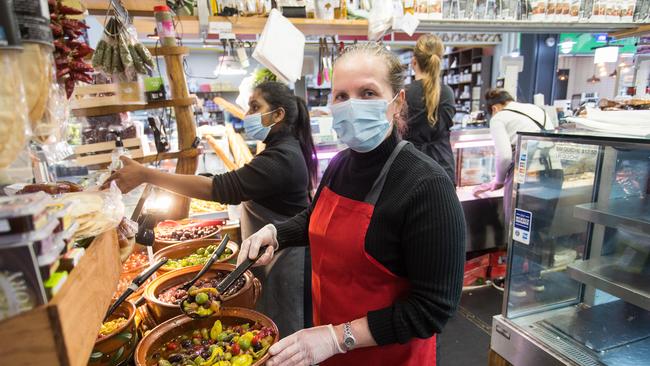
left=472, top=181, right=504, bottom=197
left=237, top=224, right=278, bottom=267
left=101, top=156, right=147, bottom=193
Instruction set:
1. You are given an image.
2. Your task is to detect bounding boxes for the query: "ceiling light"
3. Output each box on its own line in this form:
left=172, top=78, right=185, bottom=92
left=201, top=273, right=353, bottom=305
left=587, top=74, right=601, bottom=83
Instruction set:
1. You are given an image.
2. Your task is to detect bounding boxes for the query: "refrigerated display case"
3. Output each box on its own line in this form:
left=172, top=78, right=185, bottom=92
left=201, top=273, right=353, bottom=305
left=491, top=131, right=650, bottom=366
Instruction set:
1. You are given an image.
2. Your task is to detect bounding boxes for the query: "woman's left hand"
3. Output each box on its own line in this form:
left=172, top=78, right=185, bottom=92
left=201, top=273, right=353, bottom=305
left=266, top=325, right=344, bottom=366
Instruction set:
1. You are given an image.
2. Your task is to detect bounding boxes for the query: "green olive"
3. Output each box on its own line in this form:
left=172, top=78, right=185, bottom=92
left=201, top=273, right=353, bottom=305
left=195, top=292, right=209, bottom=305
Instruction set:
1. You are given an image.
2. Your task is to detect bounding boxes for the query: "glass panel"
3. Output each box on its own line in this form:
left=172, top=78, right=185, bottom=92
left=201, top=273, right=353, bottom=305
left=458, top=145, right=495, bottom=186
left=506, top=139, right=600, bottom=318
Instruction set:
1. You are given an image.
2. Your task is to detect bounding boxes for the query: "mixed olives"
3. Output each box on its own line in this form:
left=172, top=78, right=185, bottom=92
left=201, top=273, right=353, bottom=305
left=158, top=275, right=245, bottom=305
left=157, top=225, right=220, bottom=242
left=163, top=245, right=234, bottom=270
left=150, top=320, right=276, bottom=366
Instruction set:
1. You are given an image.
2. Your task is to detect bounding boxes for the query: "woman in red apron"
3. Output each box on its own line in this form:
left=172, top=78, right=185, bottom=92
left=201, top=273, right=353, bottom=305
left=238, top=43, right=466, bottom=366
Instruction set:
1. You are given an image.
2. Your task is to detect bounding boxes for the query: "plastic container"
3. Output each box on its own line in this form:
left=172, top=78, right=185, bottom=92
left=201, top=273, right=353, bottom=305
left=153, top=5, right=177, bottom=47
left=0, top=192, right=52, bottom=236
left=0, top=218, right=59, bottom=257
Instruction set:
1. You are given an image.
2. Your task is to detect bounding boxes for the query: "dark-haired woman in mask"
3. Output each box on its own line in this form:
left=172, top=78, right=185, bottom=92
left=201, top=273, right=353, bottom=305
left=105, top=81, right=318, bottom=337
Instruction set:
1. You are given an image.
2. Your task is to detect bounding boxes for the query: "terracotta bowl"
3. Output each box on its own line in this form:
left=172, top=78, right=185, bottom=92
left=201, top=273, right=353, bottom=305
left=89, top=301, right=137, bottom=366
left=143, top=263, right=261, bottom=324
left=153, top=239, right=240, bottom=275
left=153, top=219, right=224, bottom=253
left=134, top=308, right=279, bottom=366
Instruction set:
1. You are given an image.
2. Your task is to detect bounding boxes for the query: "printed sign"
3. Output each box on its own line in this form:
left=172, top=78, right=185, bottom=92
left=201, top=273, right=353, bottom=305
left=513, top=209, right=532, bottom=245
left=516, top=140, right=528, bottom=184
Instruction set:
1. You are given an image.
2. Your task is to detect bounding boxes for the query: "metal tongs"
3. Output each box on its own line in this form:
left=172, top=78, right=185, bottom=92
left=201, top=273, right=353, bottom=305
left=105, top=256, right=169, bottom=320
left=179, top=234, right=230, bottom=318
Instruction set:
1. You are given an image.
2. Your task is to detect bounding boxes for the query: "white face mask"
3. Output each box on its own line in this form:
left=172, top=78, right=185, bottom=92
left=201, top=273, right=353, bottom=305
left=243, top=109, right=278, bottom=141
left=330, top=94, right=398, bottom=153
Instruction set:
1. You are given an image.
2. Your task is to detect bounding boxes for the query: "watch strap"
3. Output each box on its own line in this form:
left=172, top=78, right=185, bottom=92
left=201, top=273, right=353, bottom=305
left=342, top=322, right=356, bottom=351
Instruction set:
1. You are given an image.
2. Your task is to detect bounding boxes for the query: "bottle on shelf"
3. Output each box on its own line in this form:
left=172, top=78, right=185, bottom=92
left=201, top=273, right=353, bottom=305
left=109, top=133, right=132, bottom=173
left=403, top=0, right=415, bottom=14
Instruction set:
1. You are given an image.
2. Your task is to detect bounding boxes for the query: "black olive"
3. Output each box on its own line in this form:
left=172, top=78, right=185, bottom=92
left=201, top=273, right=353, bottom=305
left=181, top=339, right=192, bottom=348
left=201, top=339, right=210, bottom=346
left=201, top=350, right=212, bottom=359
left=168, top=353, right=183, bottom=363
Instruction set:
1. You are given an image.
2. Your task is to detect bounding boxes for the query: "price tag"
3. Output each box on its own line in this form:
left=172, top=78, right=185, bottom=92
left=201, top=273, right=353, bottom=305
left=0, top=218, right=9, bottom=233
left=208, top=21, right=233, bottom=35
left=400, top=12, right=420, bottom=36
left=220, top=32, right=236, bottom=40
left=513, top=209, right=532, bottom=245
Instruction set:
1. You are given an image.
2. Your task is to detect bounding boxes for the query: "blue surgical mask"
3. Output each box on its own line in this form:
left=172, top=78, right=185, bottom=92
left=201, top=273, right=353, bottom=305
left=330, top=96, right=397, bottom=153
left=244, top=110, right=278, bottom=141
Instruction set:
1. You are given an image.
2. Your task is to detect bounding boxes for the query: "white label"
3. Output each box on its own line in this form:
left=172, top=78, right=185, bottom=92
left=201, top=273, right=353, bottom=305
left=0, top=218, right=9, bottom=233
left=220, top=32, right=236, bottom=40
left=208, top=21, right=233, bottom=34
left=513, top=209, right=532, bottom=245
left=39, top=0, right=49, bottom=18
left=400, top=12, right=420, bottom=36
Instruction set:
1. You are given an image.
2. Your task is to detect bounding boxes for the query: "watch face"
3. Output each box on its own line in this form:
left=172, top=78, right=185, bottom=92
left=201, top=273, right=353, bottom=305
left=345, top=338, right=355, bottom=348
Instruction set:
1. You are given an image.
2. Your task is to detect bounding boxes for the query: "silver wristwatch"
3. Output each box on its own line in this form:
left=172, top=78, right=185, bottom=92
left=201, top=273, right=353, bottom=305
left=342, top=322, right=356, bottom=351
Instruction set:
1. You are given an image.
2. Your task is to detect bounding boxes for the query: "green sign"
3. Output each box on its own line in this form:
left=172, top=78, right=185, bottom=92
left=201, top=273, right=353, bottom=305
left=559, top=33, right=637, bottom=55
left=144, top=77, right=165, bottom=92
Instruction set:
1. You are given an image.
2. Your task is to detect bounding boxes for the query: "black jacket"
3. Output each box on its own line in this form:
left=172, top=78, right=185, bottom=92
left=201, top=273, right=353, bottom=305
left=404, top=80, right=456, bottom=183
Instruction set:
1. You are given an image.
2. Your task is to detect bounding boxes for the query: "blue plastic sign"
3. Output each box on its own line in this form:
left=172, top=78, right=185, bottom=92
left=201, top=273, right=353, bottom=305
left=513, top=209, right=532, bottom=245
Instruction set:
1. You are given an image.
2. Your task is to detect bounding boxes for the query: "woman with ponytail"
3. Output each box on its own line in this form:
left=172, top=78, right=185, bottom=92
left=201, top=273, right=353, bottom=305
left=105, top=81, right=317, bottom=337
left=405, top=34, right=457, bottom=183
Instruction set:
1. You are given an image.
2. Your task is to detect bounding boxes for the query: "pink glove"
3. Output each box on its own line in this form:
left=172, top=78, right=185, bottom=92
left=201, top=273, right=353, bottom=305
left=266, top=325, right=345, bottom=366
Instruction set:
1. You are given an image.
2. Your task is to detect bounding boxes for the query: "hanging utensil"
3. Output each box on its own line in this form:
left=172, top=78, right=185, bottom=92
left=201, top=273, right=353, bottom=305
left=105, top=256, right=169, bottom=320
left=317, top=37, right=324, bottom=86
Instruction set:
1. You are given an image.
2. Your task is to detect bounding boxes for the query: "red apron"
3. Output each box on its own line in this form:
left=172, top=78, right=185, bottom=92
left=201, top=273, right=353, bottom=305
left=308, top=141, right=436, bottom=366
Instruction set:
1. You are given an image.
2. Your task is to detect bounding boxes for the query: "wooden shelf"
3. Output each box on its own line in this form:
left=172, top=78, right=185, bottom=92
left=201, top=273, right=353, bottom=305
left=71, top=98, right=196, bottom=117
left=136, top=148, right=201, bottom=164
left=610, top=24, right=650, bottom=39
left=0, top=230, right=121, bottom=366
left=84, top=1, right=642, bottom=37
left=148, top=46, right=190, bottom=56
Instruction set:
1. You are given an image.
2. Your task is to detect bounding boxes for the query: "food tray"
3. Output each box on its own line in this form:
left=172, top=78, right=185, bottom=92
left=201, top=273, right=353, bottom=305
left=0, top=230, right=122, bottom=366
left=543, top=300, right=650, bottom=352
left=0, top=192, right=52, bottom=235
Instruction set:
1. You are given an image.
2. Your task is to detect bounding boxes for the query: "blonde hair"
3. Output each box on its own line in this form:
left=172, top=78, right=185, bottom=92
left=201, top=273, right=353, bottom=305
left=414, top=34, right=444, bottom=126
left=335, top=43, right=407, bottom=132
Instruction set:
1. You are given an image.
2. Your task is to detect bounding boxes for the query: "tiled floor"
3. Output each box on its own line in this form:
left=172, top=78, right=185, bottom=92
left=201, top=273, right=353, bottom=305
left=438, top=286, right=503, bottom=366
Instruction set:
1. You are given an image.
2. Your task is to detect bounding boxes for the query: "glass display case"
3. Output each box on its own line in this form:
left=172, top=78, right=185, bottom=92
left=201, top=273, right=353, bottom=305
left=491, top=131, right=650, bottom=366
left=451, top=128, right=497, bottom=187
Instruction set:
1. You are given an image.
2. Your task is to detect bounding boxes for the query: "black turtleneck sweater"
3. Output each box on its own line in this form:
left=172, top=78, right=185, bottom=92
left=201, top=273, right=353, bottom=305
left=211, top=127, right=310, bottom=216
left=275, top=129, right=466, bottom=346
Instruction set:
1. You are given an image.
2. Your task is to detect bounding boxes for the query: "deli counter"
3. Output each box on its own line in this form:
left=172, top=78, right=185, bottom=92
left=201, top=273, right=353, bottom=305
left=491, top=131, right=650, bottom=366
